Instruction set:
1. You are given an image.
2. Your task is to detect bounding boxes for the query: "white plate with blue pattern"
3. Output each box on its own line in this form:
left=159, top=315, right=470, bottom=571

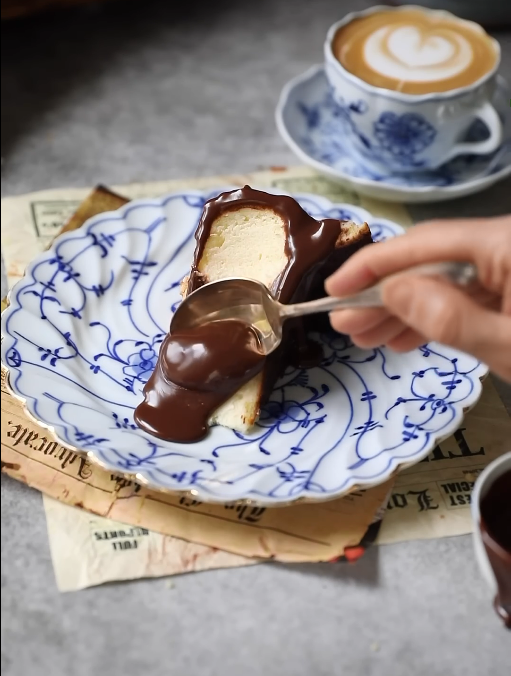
left=1, top=190, right=487, bottom=504
left=276, top=66, right=511, bottom=204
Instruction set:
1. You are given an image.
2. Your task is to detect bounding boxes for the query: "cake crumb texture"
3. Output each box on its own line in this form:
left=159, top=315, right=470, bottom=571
left=198, top=207, right=287, bottom=287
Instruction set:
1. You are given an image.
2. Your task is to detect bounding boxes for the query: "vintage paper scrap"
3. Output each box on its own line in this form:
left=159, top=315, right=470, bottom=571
left=43, top=496, right=257, bottom=592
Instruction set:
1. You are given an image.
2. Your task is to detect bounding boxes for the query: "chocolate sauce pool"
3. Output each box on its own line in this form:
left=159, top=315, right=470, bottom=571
left=480, top=469, right=511, bottom=628
left=134, top=319, right=264, bottom=442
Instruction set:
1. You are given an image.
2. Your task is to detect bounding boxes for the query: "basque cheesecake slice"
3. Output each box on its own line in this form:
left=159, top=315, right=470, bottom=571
left=179, top=186, right=374, bottom=434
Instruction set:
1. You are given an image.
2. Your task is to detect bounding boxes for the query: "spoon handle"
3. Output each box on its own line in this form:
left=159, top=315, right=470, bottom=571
left=280, top=261, right=478, bottom=319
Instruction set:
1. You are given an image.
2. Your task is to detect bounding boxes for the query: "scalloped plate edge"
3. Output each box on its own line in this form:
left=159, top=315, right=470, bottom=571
left=0, top=192, right=489, bottom=505
left=0, top=352, right=489, bottom=507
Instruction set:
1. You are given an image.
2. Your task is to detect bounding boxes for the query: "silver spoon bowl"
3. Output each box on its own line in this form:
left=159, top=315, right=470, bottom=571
left=171, top=262, right=477, bottom=356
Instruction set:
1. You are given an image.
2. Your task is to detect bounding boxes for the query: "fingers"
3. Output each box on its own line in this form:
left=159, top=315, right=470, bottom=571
left=382, top=275, right=511, bottom=382
left=325, top=217, right=511, bottom=298
left=329, top=306, right=425, bottom=352
left=329, top=307, right=391, bottom=335
left=349, top=316, right=407, bottom=349
left=387, top=328, right=428, bottom=353
left=330, top=285, right=501, bottom=331
left=325, top=216, right=511, bottom=381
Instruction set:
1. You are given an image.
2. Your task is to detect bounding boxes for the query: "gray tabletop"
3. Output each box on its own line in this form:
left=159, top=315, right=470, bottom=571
left=1, top=2, right=510, bottom=675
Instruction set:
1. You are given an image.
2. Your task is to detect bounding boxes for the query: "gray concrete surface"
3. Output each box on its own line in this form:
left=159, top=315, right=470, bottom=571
left=1, top=1, right=510, bottom=675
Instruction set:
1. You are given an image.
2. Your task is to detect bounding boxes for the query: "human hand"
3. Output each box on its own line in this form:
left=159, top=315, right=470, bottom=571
left=325, top=215, right=511, bottom=382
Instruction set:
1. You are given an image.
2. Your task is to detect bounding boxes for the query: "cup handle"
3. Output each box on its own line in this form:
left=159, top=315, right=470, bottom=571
left=443, top=102, right=503, bottom=162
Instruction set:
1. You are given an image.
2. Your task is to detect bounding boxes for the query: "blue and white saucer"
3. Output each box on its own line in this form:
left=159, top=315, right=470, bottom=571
left=276, top=66, right=511, bottom=203
left=1, top=190, right=487, bottom=504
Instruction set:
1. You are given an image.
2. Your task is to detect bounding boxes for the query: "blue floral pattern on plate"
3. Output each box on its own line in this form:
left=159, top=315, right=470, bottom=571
left=276, top=66, right=511, bottom=199
left=1, top=190, right=487, bottom=504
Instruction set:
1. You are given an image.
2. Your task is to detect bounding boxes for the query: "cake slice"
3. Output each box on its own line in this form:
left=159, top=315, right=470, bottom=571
left=182, top=186, right=373, bottom=433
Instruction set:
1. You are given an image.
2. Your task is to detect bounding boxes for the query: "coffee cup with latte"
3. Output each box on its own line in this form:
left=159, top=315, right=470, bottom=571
left=324, top=5, right=502, bottom=173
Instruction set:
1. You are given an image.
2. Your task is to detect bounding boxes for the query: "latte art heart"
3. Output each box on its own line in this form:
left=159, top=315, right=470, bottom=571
left=333, top=9, right=498, bottom=94
left=365, top=25, right=473, bottom=83
left=387, top=27, right=456, bottom=67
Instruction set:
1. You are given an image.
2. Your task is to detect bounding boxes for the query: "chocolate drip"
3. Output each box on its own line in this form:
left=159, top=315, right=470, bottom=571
left=480, top=469, right=511, bottom=628
left=135, top=186, right=373, bottom=443
left=134, top=319, right=264, bottom=443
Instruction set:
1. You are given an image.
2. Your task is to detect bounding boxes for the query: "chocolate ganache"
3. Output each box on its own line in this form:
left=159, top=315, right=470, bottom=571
left=134, top=319, right=265, bottom=442
left=135, top=186, right=373, bottom=443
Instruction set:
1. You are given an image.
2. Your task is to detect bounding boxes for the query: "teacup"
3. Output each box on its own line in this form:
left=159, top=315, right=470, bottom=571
left=324, top=5, right=503, bottom=173
left=471, top=452, right=511, bottom=628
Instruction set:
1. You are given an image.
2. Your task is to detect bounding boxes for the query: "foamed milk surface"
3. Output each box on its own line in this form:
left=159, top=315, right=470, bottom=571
left=364, top=25, right=473, bottom=84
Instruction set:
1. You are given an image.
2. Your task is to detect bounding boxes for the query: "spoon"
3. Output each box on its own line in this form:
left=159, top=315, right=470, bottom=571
left=171, top=261, right=477, bottom=356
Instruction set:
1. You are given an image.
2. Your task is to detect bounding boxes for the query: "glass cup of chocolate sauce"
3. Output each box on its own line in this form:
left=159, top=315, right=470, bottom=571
left=471, top=453, right=511, bottom=628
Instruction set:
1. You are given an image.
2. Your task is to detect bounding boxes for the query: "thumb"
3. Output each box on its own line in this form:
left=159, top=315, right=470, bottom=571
left=382, top=276, right=511, bottom=376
